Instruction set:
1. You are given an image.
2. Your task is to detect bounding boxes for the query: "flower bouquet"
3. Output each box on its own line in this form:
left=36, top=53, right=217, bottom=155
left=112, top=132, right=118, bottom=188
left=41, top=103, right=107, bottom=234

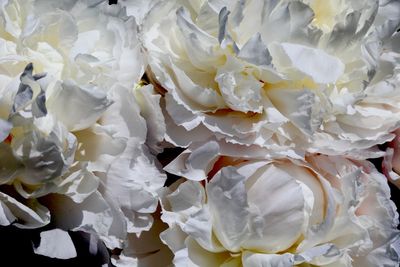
left=0, top=0, right=399, bottom=266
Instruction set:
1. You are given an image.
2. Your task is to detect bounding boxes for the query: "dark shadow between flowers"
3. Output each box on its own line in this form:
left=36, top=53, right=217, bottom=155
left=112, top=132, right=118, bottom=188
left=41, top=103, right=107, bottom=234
left=0, top=226, right=111, bottom=266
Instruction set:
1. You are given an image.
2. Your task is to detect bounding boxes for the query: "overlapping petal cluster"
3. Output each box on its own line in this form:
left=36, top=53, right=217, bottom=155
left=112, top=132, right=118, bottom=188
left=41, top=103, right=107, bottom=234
left=0, top=0, right=165, bottom=258
left=162, top=146, right=400, bottom=266
left=1, top=0, right=399, bottom=266
left=142, top=0, right=400, bottom=159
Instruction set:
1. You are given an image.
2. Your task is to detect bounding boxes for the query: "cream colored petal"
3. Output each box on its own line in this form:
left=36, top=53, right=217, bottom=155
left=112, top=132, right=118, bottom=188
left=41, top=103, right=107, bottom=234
left=47, top=81, right=112, bottom=132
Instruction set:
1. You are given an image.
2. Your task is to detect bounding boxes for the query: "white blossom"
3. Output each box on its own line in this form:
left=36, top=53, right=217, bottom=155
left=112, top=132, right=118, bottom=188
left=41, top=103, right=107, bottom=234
left=142, top=0, right=400, bottom=159
left=0, top=0, right=165, bottom=255
left=161, top=143, right=400, bottom=266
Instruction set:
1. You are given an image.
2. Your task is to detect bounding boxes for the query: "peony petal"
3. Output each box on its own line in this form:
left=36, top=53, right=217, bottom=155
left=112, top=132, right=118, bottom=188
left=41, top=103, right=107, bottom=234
left=206, top=167, right=250, bottom=252
left=100, top=85, right=146, bottom=140
left=242, top=163, right=307, bottom=253
left=103, top=140, right=164, bottom=215
left=184, top=207, right=225, bottom=253
left=47, top=80, right=112, bottom=132
left=134, top=84, right=166, bottom=152
left=0, top=118, right=12, bottom=142
left=186, top=236, right=231, bottom=267
left=164, top=141, right=220, bottom=181
left=238, top=33, right=272, bottom=66
left=176, top=6, right=221, bottom=70
left=34, top=229, right=77, bottom=259
left=267, top=88, right=316, bottom=135
left=270, top=42, right=345, bottom=84
left=57, top=165, right=100, bottom=203
left=0, top=192, right=50, bottom=229
left=242, top=251, right=294, bottom=267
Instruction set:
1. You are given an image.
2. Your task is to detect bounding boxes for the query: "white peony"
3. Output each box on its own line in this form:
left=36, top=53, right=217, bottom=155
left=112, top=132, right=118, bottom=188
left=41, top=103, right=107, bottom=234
left=161, top=143, right=400, bottom=266
left=141, top=0, right=400, bottom=159
left=0, top=0, right=166, bottom=255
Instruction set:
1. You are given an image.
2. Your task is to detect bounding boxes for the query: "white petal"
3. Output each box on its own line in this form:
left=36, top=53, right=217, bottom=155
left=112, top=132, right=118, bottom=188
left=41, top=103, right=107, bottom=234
left=186, top=237, right=230, bottom=267
left=184, top=207, right=225, bottom=253
left=176, top=6, right=221, bottom=70
left=0, top=192, right=50, bottom=229
left=267, top=88, right=316, bottom=135
left=162, top=180, right=206, bottom=226
left=104, top=140, right=165, bottom=208
left=238, top=33, right=272, bottom=66
left=270, top=42, right=345, bottom=84
left=101, top=85, right=146, bottom=140
left=0, top=200, right=17, bottom=226
left=34, top=229, right=77, bottom=259
left=242, top=251, right=294, bottom=267
left=47, top=81, right=112, bottom=132
left=164, top=141, right=220, bottom=181
left=243, top=164, right=307, bottom=253
left=57, top=166, right=100, bottom=203
left=0, top=119, right=12, bottom=142
left=206, top=167, right=250, bottom=252
left=134, top=84, right=166, bottom=152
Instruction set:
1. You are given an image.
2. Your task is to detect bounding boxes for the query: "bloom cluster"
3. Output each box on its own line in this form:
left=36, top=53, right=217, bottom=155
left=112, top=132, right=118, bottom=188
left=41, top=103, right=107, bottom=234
left=0, top=0, right=399, bottom=266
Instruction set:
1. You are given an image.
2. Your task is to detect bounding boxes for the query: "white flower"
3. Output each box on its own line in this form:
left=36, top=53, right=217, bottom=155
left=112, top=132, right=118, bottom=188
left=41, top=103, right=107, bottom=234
left=0, top=0, right=166, bottom=254
left=0, top=0, right=144, bottom=90
left=161, top=144, right=400, bottom=266
left=142, top=0, right=400, bottom=159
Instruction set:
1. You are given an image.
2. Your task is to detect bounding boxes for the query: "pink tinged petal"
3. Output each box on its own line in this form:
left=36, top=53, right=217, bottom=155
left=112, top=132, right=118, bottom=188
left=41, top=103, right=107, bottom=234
left=390, top=129, right=400, bottom=172
left=34, top=229, right=77, bottom=259
left=383, top=148, right=400, bottom=188
left=281, top=163, right=325, bottom=225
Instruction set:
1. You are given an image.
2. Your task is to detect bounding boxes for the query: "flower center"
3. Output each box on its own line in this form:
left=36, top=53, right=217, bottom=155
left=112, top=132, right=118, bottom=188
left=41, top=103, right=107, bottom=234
left=310, top=0, right=341, bottom=32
